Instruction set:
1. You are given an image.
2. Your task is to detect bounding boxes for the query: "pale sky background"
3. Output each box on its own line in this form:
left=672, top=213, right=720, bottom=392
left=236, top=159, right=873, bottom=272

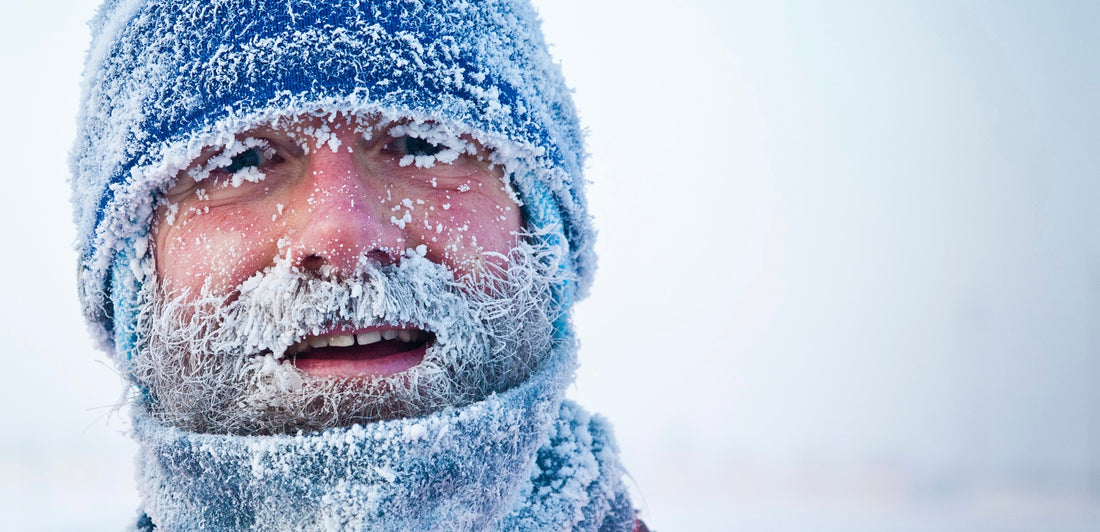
left=1, top=1, right=1098, bottom=530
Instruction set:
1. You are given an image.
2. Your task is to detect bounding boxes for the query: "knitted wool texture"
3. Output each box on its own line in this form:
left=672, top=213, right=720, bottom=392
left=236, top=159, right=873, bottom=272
left=132, top=344, right=636, bottom=531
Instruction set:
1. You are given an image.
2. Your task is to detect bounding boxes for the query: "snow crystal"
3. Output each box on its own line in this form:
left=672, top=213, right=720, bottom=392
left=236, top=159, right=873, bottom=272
left=163, top=202, right=179, bottom=225
left=402, top=423, right=427, bottom=442
left=389, top=210, right=412, bottom=229
left=373, top=466, right=397, bottom=483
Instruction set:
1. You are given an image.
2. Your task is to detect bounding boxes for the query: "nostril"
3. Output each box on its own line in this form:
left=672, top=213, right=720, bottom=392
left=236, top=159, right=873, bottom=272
left=299, top=254, right=326, bottom=272
left=365, top=249, right=395, bottom=266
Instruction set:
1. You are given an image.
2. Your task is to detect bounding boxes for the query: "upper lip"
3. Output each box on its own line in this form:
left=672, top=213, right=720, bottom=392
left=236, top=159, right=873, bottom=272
left=287, top=325, right=430, bottom=355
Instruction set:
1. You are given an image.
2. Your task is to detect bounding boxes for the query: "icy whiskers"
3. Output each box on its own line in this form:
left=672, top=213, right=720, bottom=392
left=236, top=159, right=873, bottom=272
left=129, top=239, right=565, bottom=435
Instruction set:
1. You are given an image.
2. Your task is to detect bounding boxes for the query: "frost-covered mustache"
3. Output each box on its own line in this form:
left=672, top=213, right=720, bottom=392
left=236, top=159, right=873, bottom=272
left=131, top=241, right=564, bottom=435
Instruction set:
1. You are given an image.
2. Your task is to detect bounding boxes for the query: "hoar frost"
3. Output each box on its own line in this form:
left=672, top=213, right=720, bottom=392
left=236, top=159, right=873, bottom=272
left=131, top=234, right=567, bottom=435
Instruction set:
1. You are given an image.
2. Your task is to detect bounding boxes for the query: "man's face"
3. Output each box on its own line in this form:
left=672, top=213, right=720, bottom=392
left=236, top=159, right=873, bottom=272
left=140, top=113, right=554, bottom=434
left=152, top=113, right=522, bottom=378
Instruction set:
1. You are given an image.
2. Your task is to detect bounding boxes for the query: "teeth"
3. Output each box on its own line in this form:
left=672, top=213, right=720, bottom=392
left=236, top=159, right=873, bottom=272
left=330, top=334, right=355, bottom=347
left=356, top=331, right=382, bottom=345
left=298, top=328, right=425, bottom=352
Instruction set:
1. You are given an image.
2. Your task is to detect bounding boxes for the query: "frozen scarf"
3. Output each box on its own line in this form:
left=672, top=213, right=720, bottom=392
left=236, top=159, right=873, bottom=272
left=131, top=345, right=635, bottom=531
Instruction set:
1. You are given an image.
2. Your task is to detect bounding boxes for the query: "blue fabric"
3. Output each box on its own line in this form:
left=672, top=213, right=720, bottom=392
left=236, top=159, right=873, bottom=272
left=522, top=174, right=576, bottom=339
left=132, top=346, right=635, bottom=531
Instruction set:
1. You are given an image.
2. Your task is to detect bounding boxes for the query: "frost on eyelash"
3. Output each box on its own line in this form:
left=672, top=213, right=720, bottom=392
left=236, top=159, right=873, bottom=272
left=388, top=121, right=473, bottom=169
left=186, top=137, right=276, bottom=188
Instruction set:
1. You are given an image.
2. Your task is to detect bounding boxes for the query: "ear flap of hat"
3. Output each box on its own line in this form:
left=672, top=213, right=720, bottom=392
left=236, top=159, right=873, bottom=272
left=514, top=172, right=576, bottom=339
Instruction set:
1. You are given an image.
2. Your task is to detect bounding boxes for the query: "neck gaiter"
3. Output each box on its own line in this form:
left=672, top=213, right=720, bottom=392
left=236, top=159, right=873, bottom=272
left=133, top=344, right=635, bottom=531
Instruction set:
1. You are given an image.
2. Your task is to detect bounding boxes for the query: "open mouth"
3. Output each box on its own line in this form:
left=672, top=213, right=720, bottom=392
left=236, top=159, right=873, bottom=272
left=287, top=327, right=433, bottom=378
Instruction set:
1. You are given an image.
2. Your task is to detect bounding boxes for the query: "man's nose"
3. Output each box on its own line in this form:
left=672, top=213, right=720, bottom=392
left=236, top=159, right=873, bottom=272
left=288, top=136, right=404, bottom=274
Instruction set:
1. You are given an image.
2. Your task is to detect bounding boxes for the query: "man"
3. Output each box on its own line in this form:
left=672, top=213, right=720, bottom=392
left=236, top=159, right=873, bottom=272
left=71, top=0, right=641, bottom=530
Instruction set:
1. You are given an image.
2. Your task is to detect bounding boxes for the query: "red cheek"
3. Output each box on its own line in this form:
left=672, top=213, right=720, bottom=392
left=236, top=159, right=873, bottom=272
left=410, top=199, right=520, bottom=280
left=155, top=206, right=279, bottom=297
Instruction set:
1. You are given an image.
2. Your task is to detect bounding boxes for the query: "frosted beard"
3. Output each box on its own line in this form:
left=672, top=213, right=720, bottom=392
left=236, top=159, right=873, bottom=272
left=129, top=237, right=564, bottom=435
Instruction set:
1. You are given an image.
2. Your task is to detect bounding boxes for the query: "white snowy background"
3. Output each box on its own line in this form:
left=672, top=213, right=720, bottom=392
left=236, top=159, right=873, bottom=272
left=2, top=1, right=1098, bottom=530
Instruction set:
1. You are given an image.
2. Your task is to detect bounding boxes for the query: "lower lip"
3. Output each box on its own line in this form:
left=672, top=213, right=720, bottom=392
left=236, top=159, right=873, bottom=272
left=290, top=340, right=428, bottom=378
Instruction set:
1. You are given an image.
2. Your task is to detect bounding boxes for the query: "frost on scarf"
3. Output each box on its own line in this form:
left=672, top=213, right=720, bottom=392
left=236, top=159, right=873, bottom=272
left=134, top=344, right=635, bottom=531
left=71, top=0, right=597, bottom=350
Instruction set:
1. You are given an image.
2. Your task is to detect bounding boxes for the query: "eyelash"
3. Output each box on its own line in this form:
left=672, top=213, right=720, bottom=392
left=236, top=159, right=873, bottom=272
left=221, top=147, right=267, bottom=173
left=399, top=136, right=444, bottom=157
left=218, top=136, right=447, bottom=172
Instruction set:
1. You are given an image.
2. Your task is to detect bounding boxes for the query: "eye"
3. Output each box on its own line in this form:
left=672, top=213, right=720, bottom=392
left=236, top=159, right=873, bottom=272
left=221, top=147, right=267, bottom=173
left=401, top=136, right=444, bottom=157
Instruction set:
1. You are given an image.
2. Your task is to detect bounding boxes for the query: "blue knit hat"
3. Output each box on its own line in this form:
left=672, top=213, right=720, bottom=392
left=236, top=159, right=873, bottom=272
left=71, top=0, right=595, bottom=351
